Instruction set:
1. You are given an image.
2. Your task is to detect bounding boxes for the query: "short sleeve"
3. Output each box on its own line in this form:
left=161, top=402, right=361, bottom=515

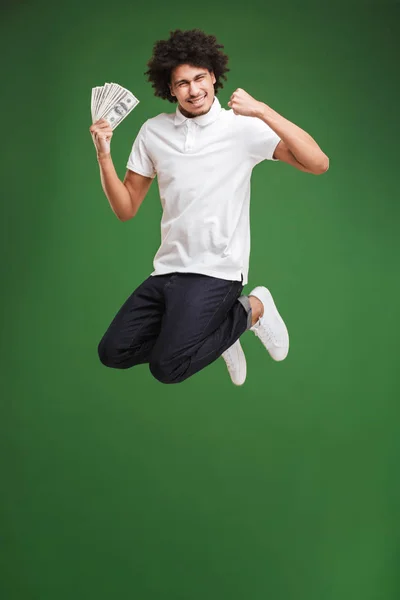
left=126, top=121, right=156, bottom=178
left=245, top=116, right=281, bottom=164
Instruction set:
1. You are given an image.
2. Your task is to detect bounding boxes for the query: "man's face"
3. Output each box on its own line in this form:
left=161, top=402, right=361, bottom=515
left=169, top=64, right=216, bottom=118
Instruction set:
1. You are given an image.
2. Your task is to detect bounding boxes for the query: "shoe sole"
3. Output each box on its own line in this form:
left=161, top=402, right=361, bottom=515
left=233, top=339, right=247, bottom=385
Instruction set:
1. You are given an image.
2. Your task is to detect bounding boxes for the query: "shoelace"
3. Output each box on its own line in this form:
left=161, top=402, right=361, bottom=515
left=253, top=319, right=278, bottom=345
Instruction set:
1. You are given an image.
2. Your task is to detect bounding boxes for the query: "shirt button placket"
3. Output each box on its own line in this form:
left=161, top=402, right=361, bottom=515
left=185, top=120, right=195, bottom=152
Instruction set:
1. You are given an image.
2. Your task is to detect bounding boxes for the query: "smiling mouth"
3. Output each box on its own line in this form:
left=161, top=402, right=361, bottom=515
left=188, top=94, right=206, bottom=105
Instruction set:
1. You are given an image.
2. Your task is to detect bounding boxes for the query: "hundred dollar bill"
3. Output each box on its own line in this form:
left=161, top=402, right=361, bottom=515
left=91, top=86, right=102, bottom=123
left=101, top=89, right=139, bottom=129
left=98, top=84, right=123, bottom=119
left=96, top=83, right=110, bottom=119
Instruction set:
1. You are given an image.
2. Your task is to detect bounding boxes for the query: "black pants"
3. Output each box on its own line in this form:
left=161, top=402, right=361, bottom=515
left=98, top=272, right=252, bottom=384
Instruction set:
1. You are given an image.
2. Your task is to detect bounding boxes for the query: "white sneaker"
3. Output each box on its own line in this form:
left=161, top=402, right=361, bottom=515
left=221, top=339, right=247, bottom=385
left=249, top=286, right=289, bottom=361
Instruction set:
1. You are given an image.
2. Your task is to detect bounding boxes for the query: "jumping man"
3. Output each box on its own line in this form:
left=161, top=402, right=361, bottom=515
left=89, top=29, right=329, bottom=385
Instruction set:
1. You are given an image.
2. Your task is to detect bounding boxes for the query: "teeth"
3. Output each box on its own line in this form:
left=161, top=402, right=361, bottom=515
left=191, top=95, right=205, bottom=104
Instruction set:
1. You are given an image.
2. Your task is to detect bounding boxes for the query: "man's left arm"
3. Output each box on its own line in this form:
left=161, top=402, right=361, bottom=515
left=228, top=88, right=329, bottom=175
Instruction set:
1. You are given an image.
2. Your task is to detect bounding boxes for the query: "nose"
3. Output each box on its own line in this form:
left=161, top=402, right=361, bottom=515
left=189, top=81, right=201, bottom=97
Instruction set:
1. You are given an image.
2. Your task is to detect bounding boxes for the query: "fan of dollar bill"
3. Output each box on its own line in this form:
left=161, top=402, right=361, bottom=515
left=91, top=83, right=139, bottom=129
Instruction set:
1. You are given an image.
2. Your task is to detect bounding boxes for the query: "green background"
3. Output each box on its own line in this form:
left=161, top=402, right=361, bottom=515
left=1, top=0, right=399, bottom=598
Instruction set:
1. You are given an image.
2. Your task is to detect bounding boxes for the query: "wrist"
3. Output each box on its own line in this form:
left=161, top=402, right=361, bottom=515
left=257, top=102, right=271, bottom=121
left=258, top=103, right=281, bottom=131
left=97, top=151, right=112, bottom=163
left=256, top=102, right=266, bottom=120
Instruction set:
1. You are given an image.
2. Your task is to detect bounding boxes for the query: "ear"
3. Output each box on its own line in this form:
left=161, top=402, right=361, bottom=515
left=211, top=71, right=216, bottom=85
left=169, top=83, right=175, bottom=97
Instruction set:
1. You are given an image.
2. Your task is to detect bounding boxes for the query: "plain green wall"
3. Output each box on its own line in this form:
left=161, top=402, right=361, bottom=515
left=1, top=1, right=399, bottom=599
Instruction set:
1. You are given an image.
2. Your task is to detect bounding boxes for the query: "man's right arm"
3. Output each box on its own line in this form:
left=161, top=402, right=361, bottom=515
left=90, top=118, right=154, bottom=221
left=97, top=153, right=153, bottom=221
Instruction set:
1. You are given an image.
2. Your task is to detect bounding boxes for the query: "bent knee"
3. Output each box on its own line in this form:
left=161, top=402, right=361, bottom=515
left=97, top=337, right=124, bottom=369
left=149, top=359, right=180, bottom=384
left=98, top=337, right=113, bottom=367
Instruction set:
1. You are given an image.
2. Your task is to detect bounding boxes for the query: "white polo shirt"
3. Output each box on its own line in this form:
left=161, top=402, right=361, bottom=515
left=126, top=96, right=280, bottom=285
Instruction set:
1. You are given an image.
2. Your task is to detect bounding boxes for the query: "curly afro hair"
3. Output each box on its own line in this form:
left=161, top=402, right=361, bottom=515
left=144, top=29, right=230, bottom=103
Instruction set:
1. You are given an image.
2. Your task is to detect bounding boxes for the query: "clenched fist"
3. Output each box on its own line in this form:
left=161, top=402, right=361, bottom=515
left=89, top=119, right=113, bottom=156
left=227, top=88, right=264, bottom=118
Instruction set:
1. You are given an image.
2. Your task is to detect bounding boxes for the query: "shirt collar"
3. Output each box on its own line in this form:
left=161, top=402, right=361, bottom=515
left=174, top=96, right=222, bottom=127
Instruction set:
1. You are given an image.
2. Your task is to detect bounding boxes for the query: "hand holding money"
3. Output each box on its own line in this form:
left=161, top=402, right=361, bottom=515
left=89, top=82, right=139, bottom=157
left=90, top=119, right=113, bottom=156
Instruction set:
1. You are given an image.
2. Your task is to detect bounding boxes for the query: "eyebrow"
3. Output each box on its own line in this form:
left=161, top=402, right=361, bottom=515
left=173, top=72, right=208, bottom=85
